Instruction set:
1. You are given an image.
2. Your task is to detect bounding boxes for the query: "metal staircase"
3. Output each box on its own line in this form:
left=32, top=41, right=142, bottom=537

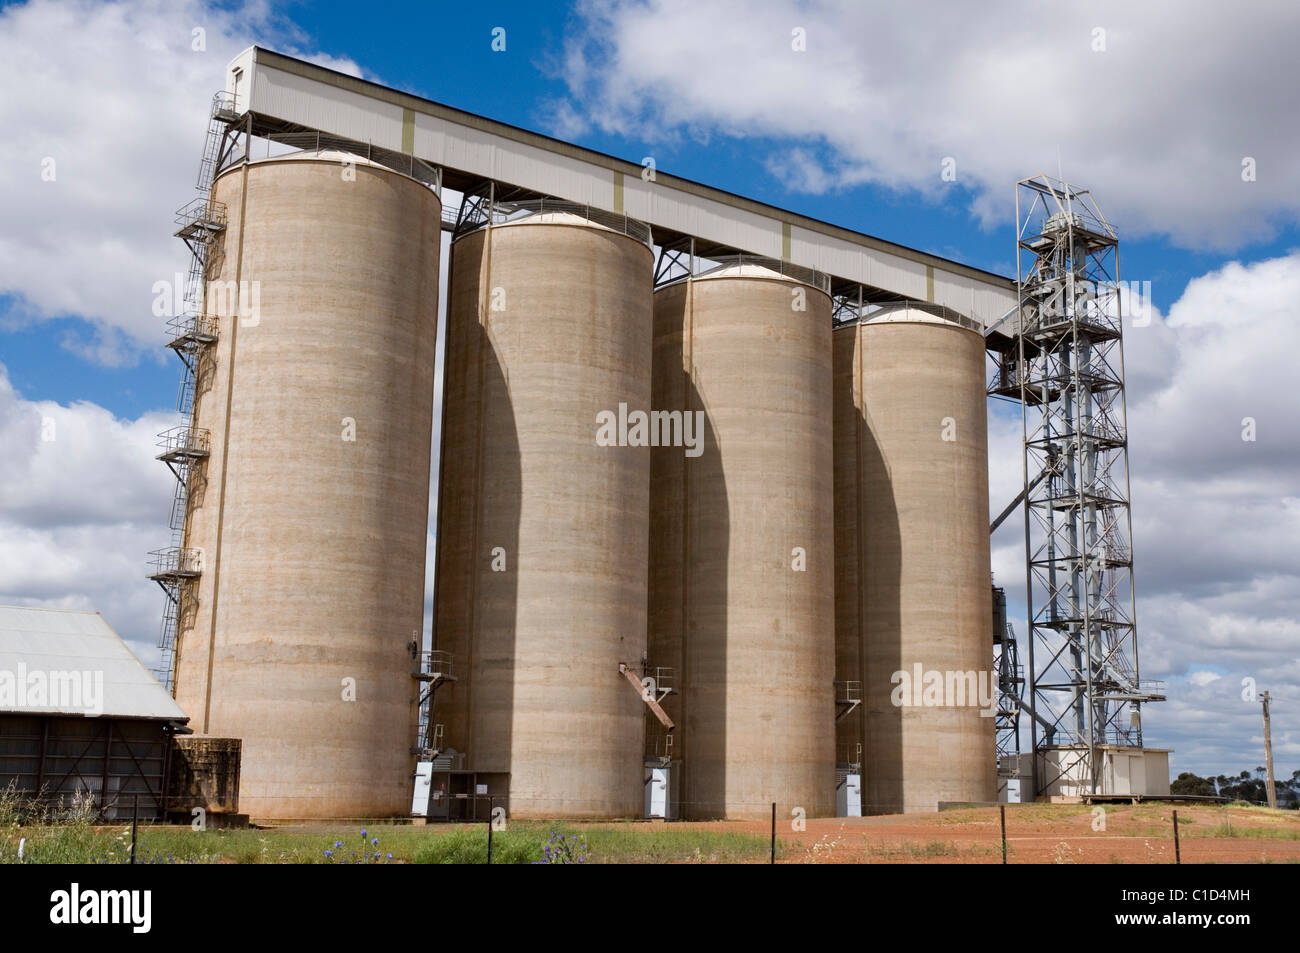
left=412, top=648, right=457, bottom=758
left=147, top=91, right=244, bottom=692
left=835, top=680, right=862, bottom=722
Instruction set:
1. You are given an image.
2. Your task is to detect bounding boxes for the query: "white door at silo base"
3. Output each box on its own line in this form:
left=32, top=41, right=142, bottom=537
left=411, top=762, right=433, bottom=816
left=837, top=774, right=862, bottom=817
left=646, top=768, right=669, bottom=818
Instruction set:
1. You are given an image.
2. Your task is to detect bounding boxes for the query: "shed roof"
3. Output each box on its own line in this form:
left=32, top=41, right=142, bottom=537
left=0, top=606, right=188, bottom=721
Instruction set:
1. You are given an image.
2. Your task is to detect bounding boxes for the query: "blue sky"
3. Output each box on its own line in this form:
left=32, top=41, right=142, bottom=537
left=1, top=0, right=1298, bottom=782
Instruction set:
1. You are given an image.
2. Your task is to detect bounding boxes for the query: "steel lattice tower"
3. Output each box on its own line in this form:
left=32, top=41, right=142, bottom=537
left=1009, top=176, right=1163, bottom=795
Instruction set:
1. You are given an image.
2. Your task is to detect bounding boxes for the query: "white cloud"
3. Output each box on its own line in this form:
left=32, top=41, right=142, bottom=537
left=0, top=362, right=175, bottom=668
left=538, top=96, right=591, bottom=142
left=763, top=148, right=843, bottom=195
left=0, top=0, right=364, bottom=364
left=554, top=0, right=1300, bottom=250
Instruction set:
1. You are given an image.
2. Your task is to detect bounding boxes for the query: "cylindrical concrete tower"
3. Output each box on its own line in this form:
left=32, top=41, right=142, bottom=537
left=174, top=151, right=441, bottom=819
left=434, top=210, right=653, bottom=819
left=834, top=303, right=995, bottom=814
left=649, top=262, right=836, bottom=820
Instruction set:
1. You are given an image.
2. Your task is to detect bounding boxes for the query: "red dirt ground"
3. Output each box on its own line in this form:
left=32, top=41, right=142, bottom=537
left=664, top=803, right=1300, bottom=863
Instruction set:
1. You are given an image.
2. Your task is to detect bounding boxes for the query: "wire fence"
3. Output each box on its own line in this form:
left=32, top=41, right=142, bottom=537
left=5, top=788, right=1290, bottom=868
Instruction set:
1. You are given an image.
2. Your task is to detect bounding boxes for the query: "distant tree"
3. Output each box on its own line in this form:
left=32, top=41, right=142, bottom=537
left=1171, top=772, right=1216, bottom=797
left=1223, top=776, right=1265, bottom=802
left=1187, top=768, right=1298, bottom=806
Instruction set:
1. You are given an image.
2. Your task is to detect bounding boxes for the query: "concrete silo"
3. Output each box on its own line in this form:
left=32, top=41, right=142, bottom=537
left=434, top=209, right=653, bottom=819
left=649, top=262, right=836, bottom=820
left=834, top=303, right=995, bottom=814
left=173, top=152, right=441, bottom=819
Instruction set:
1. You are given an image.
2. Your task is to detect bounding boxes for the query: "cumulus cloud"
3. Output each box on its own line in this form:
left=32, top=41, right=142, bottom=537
left=0, top=0, right=364, bottom=364
left=763, top=148, right=846, bottom=195
left=553, top=0, right=1300, bottom=250
left=0, top=362, right=175, bottom=666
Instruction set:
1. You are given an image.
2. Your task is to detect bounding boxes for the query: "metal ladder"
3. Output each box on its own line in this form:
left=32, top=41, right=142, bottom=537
left=148, top=92, right=240, bottom=691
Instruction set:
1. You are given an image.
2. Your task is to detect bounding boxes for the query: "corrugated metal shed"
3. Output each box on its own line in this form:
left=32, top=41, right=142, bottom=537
left=0, top=606, right=188, bottom=721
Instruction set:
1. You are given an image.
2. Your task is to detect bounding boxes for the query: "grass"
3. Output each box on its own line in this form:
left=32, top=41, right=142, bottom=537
left=1192, top=823, right=1300, bottom=840
left=1, top=786, right=777, bottom=866
left=861, top=839, right=986, bottom=861
left=579, top=824, right=774, bottom=863
left=0, top=785, right=128, bottom=864
left=413, top=827, right=550, bottom=864
left=4, top=783, right=1296, bottom=864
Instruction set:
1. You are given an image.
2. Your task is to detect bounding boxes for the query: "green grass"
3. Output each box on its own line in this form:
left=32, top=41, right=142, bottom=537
left=579, top=824, right=775, bottom=863
left=1221, top=800, right=1293, bottom=813
left=0, top=785, right=127, bottom=864
left=1, top=822, right=534, bottom=865
left=978, top=803, right=1095, bottom=822
left=862, top=839, right=971, bottom=860
left=1, top=805, right=778, bottom=865
left=1192, top=822, right=1300, bottom=840
left=415, top=822, right=776, bottom=864
left=413, top=827, right=550, bottom=864
left=2, top=823, right=399, bottom=865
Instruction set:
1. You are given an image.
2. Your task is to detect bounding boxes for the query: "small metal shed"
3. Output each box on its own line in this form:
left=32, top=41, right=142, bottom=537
left=0, top=606, right=190, bottom=820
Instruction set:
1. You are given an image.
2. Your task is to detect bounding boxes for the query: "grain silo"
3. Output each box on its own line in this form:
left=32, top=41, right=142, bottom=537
left=834, top=303, right=995, bottom=814
left=648, top=261, right=836, bottom=820
left=433, top=207, right=653, bottom=819
left=173, top=151, right=441, bottom=819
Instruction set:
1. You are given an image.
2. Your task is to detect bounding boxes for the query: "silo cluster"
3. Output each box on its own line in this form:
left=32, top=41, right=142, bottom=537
left=172, top=152, right=994, bottom=819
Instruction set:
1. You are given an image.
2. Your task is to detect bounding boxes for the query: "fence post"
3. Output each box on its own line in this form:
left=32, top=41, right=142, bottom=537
left=486, top=795, right=494, bottom=865
left=770, top=802, right=776, bottom=864
left=1172, top=809, right=1181, bottom=864
left=1000, top=803, right=1007, bottom=864
left=130, top=794, right=139, bottom=865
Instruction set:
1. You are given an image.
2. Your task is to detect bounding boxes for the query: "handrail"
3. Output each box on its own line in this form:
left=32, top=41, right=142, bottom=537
left=462, top=196, right=653, bottom=247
